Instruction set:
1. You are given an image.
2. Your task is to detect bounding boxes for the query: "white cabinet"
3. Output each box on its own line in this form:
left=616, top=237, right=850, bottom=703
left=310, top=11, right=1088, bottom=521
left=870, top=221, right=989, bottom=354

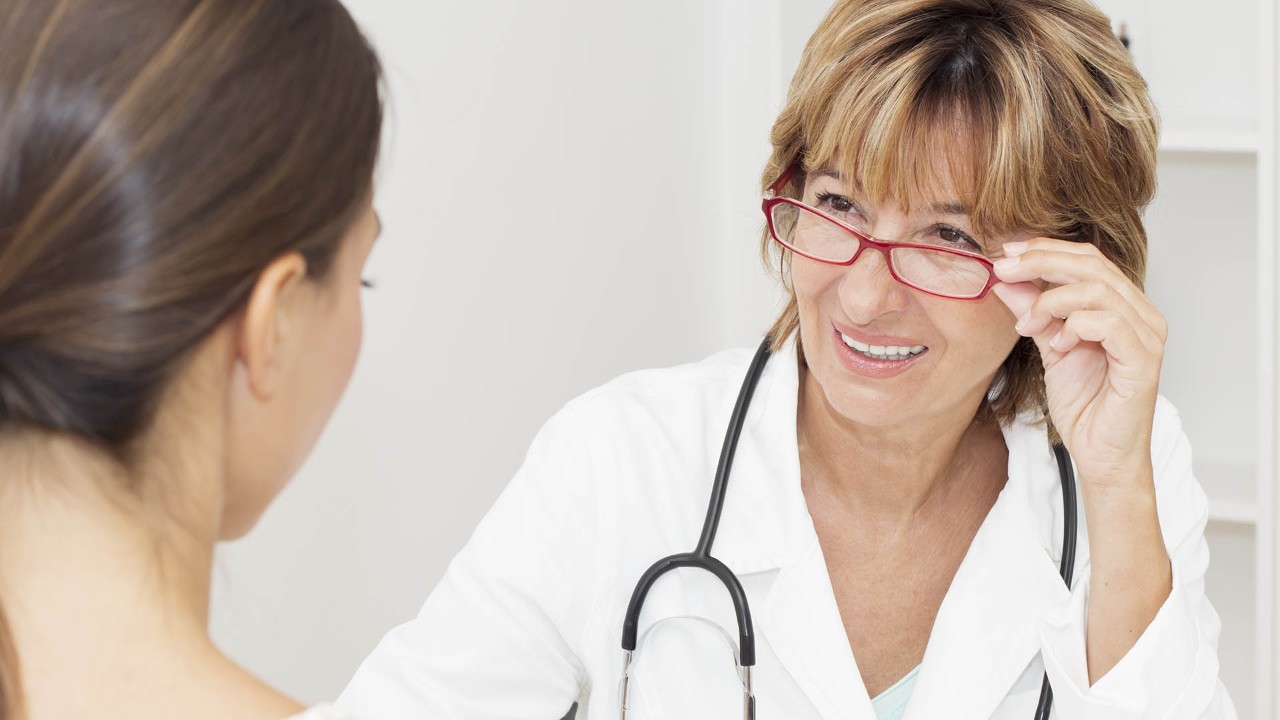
left=1093, top=1, right=1277, bottom=717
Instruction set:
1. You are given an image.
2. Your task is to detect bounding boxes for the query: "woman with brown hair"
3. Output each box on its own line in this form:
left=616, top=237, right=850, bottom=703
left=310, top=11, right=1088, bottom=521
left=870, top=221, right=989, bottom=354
left=341, top=0, right=1232, bottom=718
left=0, top=1, right=382, bottom=718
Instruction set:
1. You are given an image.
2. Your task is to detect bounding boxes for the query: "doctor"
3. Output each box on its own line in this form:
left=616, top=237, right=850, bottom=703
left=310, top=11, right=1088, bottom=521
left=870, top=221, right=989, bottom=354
left=341, top=0, right=1233, bottom=717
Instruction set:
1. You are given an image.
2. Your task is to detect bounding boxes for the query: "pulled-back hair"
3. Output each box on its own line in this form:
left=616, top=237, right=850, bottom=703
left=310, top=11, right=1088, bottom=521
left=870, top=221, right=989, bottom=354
left=0, top=1, right=383, bottom=716
left=762, top=0, right=1158, bottom=426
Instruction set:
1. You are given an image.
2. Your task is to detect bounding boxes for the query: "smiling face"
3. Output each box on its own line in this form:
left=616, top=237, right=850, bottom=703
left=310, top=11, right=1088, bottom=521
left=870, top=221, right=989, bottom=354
left=792, top=162, right=1026, bottom=431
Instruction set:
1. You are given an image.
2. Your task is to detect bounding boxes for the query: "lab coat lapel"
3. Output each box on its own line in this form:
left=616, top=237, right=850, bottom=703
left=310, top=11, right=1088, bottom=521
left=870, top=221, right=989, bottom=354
left=711, top=341, right=876, bottom=719
left=903, top=418, right=1080, bottom=720
left=710, top=341, right=875, bottom=718
left=700, top=343, right=1079, bottom=720
left=712, top=339, right=805, bottom=575
left=761, top=535, right=877, bottom=720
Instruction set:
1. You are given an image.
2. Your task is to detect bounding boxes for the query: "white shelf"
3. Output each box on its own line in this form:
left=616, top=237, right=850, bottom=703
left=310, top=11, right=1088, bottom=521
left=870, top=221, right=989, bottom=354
left=1160, top=129, right=1260, bottom=154
left=1210, top=502, right=1260, bottom=526
left=1200, top=460, right=1258, bottom=525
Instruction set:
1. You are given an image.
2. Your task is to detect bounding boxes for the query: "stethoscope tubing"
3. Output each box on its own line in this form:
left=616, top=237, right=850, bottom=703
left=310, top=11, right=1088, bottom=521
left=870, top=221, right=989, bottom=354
left=619, top=336, right=1078, bottom=720
left=621, top=337, right=773, bottom=666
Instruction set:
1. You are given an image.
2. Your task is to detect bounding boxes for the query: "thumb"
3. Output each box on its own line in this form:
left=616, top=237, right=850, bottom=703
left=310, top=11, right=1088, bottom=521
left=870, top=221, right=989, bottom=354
left=991, top=280, right=1063, bottom=363
left=990, top=281, right=1040, bottom=323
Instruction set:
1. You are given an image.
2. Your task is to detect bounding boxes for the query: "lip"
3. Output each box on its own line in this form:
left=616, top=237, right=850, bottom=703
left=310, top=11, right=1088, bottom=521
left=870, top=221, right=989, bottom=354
left=829, top=323, right=928, bottom=378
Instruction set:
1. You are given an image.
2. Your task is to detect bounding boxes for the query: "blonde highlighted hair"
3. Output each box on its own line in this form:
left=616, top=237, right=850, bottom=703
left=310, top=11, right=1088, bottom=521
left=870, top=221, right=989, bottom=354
left=761, top=0, right=1158, bottom=427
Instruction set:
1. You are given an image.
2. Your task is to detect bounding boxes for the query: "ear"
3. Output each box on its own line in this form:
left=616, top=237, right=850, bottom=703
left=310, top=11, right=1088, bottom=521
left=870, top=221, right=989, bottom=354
left=236, top=252, right=309, bottom=401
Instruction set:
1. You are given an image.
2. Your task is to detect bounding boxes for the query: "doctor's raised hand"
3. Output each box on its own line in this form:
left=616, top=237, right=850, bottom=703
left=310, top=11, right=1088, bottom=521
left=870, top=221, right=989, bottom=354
left=992, top=237, right=1176, bottom=686
left=341, top=1, right=1234, bottom=718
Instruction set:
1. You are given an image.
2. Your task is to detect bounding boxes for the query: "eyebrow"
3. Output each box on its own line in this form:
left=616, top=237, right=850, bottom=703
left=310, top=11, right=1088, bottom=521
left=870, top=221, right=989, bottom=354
left=932, top=202, right=969, bottom=216
left=810, top=168, right=970, bottom=216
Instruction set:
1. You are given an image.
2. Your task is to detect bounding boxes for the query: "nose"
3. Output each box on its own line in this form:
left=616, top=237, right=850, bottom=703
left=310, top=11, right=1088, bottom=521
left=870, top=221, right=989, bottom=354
left=837, top=241, right=910, bottom=323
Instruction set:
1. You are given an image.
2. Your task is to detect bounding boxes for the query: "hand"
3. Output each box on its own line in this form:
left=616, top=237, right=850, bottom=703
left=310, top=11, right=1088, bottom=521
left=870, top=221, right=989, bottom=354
left=990, top=238, right=1168, bottom=489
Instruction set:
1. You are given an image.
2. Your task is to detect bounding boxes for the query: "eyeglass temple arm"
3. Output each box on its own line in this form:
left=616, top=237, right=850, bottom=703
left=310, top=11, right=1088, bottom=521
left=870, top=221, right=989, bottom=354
left=763, top=163, right=800, bottom=200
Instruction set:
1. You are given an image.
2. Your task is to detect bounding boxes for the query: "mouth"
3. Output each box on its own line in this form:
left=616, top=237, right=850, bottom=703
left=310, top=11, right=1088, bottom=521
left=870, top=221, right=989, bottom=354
left=838, top=331, right=927, bottom=361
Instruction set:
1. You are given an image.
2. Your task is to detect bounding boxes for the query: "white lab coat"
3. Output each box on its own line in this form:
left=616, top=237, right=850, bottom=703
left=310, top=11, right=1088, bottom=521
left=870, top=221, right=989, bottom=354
left=340, top=342, right=1236, bottom=719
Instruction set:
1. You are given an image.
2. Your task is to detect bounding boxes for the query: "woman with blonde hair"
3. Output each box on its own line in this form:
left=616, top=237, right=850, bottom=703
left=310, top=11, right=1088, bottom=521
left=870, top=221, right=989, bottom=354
left=0, top=1, right=382, bottom=718
left=342, top=0, right=1232, bottom=717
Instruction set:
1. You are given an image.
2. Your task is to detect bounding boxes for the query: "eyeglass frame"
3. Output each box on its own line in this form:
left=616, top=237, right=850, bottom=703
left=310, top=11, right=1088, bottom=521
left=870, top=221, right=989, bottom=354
left=761, top=164, right=1000, bottom=301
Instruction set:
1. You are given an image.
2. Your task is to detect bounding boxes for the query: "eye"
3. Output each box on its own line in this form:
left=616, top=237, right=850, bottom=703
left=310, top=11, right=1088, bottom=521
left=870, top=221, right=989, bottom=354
left=813, top=191, right=861, bottom=217
left=932, top=225, right=983, bottom=252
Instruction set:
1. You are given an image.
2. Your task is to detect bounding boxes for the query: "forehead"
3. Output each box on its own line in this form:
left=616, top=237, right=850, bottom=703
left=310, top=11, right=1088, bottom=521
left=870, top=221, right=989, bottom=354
left=805, top=110, right=1040, bottom=236
left=807, top=135, right=976, bottom=212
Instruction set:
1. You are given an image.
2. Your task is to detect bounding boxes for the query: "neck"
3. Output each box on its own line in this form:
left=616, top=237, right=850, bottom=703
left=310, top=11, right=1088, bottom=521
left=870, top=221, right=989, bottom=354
left=0, top=431, right=228, bottom=718
left=796, top=363, right=1007, bottom=526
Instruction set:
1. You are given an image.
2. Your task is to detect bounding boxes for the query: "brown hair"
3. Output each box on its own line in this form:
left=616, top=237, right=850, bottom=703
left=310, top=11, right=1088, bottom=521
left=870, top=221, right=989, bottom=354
left=0, top=0, right=383, bottom=716
left=761, top=0, right=1158, bottom=427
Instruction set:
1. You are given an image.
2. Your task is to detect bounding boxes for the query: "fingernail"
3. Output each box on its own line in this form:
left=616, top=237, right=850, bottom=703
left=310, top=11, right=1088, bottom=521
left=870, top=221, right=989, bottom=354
left=994, top=256, right=1020, bottom=272
left=1050, top=331, right=1063, bottom=350
left=1015, top=314, right=1031, bottom=333
left=1003, top=241, right=1028, bottom=257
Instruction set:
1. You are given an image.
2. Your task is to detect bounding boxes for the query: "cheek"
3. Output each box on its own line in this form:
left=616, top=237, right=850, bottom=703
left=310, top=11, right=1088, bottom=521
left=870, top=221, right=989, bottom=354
left=958, top=299, right=1021, bottom=360
left=336, top=288, right=364, bottom=386
left=791, top=262, right=840, bottom=318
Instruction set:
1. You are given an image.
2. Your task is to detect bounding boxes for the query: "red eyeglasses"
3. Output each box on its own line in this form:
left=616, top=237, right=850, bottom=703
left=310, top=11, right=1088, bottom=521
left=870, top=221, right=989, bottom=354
left=761, top=165, right=999, bottom=300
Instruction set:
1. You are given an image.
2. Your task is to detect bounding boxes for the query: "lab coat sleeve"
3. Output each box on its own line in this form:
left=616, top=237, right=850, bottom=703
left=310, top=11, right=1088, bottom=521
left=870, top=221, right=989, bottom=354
left=1035, top=397, right=1237, bottom=719
left=338, top=402, right=599, bottom=718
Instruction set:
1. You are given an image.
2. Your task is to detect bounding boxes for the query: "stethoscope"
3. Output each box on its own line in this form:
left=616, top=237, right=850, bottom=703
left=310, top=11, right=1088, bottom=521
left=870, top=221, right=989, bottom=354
left=619, top=337, right=1078, bottom=720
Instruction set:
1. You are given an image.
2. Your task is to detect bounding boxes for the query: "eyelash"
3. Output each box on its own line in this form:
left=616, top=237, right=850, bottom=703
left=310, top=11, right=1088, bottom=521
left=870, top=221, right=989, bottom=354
left=933, top=224, right=981, bottom=250
left=361, top=278, right=376, bottom=289
left=814, top=191, right=982, bottom=251
left=814, top=191, right=859, bottom=215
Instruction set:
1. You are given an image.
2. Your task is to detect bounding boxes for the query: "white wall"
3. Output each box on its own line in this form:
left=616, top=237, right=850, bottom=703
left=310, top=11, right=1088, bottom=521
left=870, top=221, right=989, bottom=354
left=212, top=1, right=1261, bottom=712
left=210, top=0, right=804, bottom=703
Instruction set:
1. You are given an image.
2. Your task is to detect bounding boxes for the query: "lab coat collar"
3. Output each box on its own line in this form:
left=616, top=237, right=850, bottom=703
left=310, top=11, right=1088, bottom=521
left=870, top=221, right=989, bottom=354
left=902, top=416, right=1079, bottom=720
left=709, top=336, right=807, bottom=575
left=708, top=339, right=1082, bottom=718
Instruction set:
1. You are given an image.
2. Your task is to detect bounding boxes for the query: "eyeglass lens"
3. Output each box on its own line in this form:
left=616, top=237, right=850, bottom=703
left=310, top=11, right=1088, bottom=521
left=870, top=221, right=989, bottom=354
left=769, top=201, right=990, bottom=298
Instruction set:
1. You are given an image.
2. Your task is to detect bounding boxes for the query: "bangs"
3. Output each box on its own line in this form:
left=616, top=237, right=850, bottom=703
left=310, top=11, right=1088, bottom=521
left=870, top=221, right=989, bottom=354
left=796, top=25, right=1081, bottom=241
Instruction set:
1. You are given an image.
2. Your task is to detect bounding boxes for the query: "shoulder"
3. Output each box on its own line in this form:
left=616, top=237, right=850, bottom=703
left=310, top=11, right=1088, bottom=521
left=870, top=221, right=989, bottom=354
left=1150, top=394, right=1193, bottom=475
left=1146, top=395, right=1210, bottom=537
left=573, top=346, right=758, bottom=407
left=513, top=345, right=773, bottom=501
left=1151, top=395, right=1183, bottom=440
left=546, top=346, right=761, bottom=436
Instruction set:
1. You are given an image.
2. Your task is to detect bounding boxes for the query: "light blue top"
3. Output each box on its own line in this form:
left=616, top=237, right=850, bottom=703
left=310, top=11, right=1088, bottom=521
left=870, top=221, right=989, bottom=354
left=870, top=665, right=921, bottom=720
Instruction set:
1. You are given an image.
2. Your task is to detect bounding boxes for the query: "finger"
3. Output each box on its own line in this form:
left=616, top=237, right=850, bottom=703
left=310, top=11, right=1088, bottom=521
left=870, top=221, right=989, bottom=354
left=994, top=245, right=1125, bottom=288
left=990, top=280, right=1041, bottom=321
left=995, top=245, right=1165, bottom=336
left=1051, top=311, right=1163, bottom=386
left=1003, top=237, right=1099, bottom=258
left=1018, top=280, right=1163, bottom=352
left=994, top=282, right=1067, bottom=363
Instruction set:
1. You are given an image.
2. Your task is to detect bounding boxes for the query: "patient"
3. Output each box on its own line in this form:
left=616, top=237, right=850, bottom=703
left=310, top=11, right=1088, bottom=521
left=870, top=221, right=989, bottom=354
left=0, top=1, right=382, bottom=718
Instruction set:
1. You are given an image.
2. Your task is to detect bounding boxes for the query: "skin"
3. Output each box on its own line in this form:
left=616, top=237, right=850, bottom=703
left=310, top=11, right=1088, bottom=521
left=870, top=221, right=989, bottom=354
left=992, top=240, right=1172, bottom=685
left=0, top=200, right=380, bottom=720
left=791, top=165, right=1170, bottom=696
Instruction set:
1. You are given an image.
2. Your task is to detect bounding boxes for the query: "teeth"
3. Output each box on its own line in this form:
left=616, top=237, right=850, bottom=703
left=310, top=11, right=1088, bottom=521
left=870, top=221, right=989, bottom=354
left=840, top=333, right=925, bottom=360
